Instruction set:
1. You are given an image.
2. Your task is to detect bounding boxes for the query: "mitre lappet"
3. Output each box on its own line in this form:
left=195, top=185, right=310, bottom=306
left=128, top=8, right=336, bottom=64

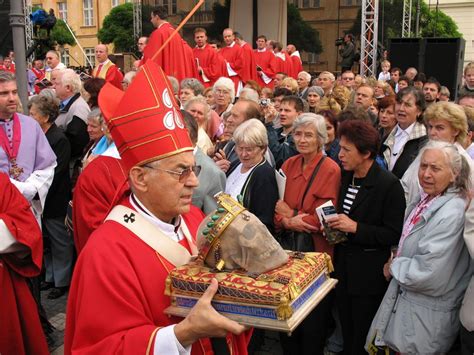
left=196, top=193, right=288, bottom=274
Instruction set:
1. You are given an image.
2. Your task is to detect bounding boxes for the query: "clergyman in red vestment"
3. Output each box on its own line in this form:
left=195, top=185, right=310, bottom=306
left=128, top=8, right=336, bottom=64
left=142, top=6, right=197, bottom=82
left=65, top=60, right=251, bottom=354
left=220, top=28, right=244, bottom=95
left=0, top=173, right=49, bottom=355
left=193, top=27, right=225, bottom=88
left=92, top=44, right=123, bottom=90
left=254, top=35, right=277, bottom=88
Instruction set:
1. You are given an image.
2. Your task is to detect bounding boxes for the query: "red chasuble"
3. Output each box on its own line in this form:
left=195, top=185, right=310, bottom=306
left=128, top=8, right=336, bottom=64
left=142, top=22, right=196, bottom=82
left=193, top=44, right=225, bottom=88
left=290, top=54, right=303, bottom=78
left=0, top=173, right=49, bottom=355
left=65, top=197, right=251, bottom=354
left=220, top=43, right=244, bottom=93
left=93, top=62, right=124, bottom=90
left=254, top=49, right=277, bottom=88
left=284, top=52, right=296, bottom=79
left=239, top=43, right=258, bottom=84
left=72, top=156, right=128, bottom=254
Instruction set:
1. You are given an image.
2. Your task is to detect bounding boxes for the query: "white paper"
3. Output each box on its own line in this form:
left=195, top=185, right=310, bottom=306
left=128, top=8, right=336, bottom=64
left=275, top=169, right=287, bottom=200
left=315, top=200, right=338, bottom=224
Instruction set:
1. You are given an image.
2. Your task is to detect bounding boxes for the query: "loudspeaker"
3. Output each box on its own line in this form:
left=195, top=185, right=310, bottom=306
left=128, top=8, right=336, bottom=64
left=388, top=38, right=423, bottom=73
left=424, top=38, right=465, bottom=100
left=388, top=38, right=465, bottom=100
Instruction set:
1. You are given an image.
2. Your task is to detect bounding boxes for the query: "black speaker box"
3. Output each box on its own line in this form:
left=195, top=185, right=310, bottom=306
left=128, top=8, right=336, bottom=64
left=388, top=37, right=465, bottom=100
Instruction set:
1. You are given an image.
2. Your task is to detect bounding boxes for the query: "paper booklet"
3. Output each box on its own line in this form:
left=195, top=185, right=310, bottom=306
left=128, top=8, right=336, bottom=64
left=195, top=58, right=210, bottom=82
left=275, top=169, right=287, bottom=200
left=79, top=72, right=92, bottom=81
left=315, top=201, right=348, bottom=245
left=36, top=78, right=53, bottom=89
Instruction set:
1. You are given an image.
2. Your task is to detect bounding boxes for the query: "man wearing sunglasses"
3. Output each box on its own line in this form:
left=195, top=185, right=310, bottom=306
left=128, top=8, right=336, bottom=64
left=65, top=61, right=249, bottom=354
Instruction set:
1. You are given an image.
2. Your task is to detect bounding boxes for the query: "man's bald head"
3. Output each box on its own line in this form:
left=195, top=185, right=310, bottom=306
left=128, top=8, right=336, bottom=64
left=95, top=44, right=109, bottom=63
left=223, top=28, right=234, bottom=46
left=287, top=44, right=296, bottom=54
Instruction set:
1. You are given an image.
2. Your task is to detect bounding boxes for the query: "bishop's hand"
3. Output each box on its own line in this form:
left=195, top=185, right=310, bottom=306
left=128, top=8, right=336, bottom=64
left=174, top=278, right=246, bottom=347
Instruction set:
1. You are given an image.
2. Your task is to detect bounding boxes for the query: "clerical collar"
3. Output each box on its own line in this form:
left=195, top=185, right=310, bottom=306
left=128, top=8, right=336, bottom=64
left=130, top=193, right=182, bottom=237
left=98, top=59, right=110, bottom=66
left=257, top=48, right=266, bottom=52
left=0, top=115, right=13, bottom=122
left=228, top=41, right=236, bottom=48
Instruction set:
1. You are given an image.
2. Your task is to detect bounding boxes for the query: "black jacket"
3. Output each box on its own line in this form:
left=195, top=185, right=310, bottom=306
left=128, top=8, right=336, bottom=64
left=44, top=124, right=72, bottom=218
left=265, top=123, right=298, bottom=170
left=334, top=161, right=406, bottom=295
left=228, top=159, right=278, bottom=233
left=381, top=135, right=428, bottom=179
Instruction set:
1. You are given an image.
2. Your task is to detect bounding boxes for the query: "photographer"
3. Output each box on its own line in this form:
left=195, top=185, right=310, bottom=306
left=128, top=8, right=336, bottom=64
left=338, top=34, right=355, bottom=73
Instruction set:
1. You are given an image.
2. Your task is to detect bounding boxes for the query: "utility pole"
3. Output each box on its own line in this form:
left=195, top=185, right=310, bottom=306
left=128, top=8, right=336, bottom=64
left=10, top=1, right=28, bottom=113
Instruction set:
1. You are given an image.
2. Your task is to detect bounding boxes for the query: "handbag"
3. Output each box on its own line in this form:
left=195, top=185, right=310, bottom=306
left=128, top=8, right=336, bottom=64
left=277, top=156, right=326, bottom=252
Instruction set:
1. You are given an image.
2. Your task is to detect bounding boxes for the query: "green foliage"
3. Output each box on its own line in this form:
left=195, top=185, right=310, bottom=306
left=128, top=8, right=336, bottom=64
left=98, top=3, right=134, bottom=52
left=287, top=3, right=322, bottom=54
left=50, top=19, right=76, bottom=46
left=349, top=0, right=462, bottom=48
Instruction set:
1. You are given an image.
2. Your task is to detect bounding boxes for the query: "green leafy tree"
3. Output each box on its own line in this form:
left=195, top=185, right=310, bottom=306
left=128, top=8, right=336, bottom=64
left=350, top=0, right=461, bottom=48
left=98, top=3, right=134, bottom=52
left=50, top=19, right=76, bottom=46
left=287, top=3, right=322, bottom=54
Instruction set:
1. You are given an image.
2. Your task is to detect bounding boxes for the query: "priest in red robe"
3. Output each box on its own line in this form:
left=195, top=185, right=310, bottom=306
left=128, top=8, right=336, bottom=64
left=193, top=28, right=225, bottom=88
left=287, top=44, right=303, bottom=78
left=0, top=173, right=49, bottom=355
left=142, top=6, right=197, bottom=82
left=254, top=35, right=277, bottom=88
left=65, top=60, right=250, bottom=354
left=234, top=32, right=258, bottom=85
left=269, top=40, right=294, bottom=78
left=92, top=44, right=123, bottom=90
left=220, top=28, right=244, bottom=95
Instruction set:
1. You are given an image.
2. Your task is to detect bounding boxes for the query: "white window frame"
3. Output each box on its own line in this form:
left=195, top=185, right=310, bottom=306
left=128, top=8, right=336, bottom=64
left=58, top=2, right=68, bottom=21
left=112, top=0, right=120, bottom=7
left=83, top=0, right=94, bottom=26
left=156, top=0, right=177, bottom=15
left=84, top=48, right=95, bottom=67
left=61, top=49, right=70, bottom=67
left=294, top=0, right=321, bottom=8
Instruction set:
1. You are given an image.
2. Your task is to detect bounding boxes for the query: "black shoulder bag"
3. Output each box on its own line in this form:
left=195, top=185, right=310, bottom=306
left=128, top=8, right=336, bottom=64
left=277, top=156, right=326, bottom=252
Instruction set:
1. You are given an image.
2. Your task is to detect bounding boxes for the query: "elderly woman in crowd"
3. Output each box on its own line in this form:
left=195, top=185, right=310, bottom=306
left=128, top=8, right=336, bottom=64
left=81, top=108, right=104, bottom=167
left=274, top=113, right=341, bottom=354
left=401, top=101, right=471, bottom=204
left=377, top=95, right=397, bottom=142
left=381, top=86, right=428, bottom=178
left=327, top=119, right=406, bottom=355
left=224, top=119, right=278, bottom=232
left=366, top=141, right=471, bottom=354
left=374, top=80, right=394, bottom=100
left=28, top=95, right=73, bottom=299
left=212, top=77, right=234, bottom=117
left=307, top=86, right=324, bottom=113
left=179, top=77, right=204, bottom=107
left=184, top=96, right=213, bottom=154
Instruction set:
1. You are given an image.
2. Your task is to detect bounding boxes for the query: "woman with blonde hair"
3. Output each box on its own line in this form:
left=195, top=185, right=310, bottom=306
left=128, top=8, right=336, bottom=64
left=281, top=77, right=299, bottom=94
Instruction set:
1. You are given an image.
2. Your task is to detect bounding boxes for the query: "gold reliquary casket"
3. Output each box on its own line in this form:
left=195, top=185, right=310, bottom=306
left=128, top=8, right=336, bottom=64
left=164, top=193, right=337, bottom=333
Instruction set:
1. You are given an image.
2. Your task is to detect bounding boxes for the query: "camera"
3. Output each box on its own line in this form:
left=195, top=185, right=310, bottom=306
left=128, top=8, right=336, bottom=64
left=335, top=37, right=344, bottom=46
left=259, top=98, right=271, bottom=107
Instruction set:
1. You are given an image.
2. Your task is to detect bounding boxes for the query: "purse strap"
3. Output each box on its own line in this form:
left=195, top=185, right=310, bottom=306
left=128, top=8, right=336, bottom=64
left=299, top=156, right=326, bottom=210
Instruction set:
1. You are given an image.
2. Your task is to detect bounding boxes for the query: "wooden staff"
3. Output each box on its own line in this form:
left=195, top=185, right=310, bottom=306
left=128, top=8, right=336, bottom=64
left=151, top=0, right=204, bottom=62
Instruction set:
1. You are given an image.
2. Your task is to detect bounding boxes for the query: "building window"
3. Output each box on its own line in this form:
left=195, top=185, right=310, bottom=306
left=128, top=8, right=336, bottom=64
left=58, top=2, right=67, bottom=20
left=156, top=0, right=177, bottom=15
left=84, top=48, right=95, bottom=67
left=83, top=0, right=94, bottom=26
left=112, top=0, right=120, bottom=7
left=61, top=49, right=70, bottom=67
left=293, top=0, right=321, bottom=8
left=202, top=0, right=214, bottom=11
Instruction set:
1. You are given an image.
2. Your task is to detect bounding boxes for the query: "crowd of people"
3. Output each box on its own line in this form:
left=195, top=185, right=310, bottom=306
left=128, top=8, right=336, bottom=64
left=1, top=4, right=474, bottom=355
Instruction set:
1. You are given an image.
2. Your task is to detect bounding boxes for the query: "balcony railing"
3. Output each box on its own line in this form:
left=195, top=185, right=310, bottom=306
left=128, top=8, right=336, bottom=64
left=187, top=10, right=214, bottom=25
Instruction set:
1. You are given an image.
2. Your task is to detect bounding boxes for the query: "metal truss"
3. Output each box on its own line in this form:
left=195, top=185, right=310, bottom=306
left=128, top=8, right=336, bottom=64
left=23, top=0, right=34, bottom=62
left=133, top=0, right=142, bottom=42
left=402, top=0, right=412, bottom=38
left=360, top=0, right=379, bottom=77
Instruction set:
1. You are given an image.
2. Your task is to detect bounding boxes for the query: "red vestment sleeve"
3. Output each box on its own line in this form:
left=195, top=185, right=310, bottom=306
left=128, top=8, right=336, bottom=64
left=291, top=56, right=303, bottom=77
left=240, top=44, right=258, bottom=84
left=72, top=156, right=128, bottom=254
left=0, top=173, right=49, bottom=355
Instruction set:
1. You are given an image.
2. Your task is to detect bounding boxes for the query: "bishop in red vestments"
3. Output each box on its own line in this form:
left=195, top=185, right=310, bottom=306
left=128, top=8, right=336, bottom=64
left=142, top=7, right=196, bottom=82
left=65, top=60, right=250, bottom=354
left=0, top=173, right=49, bottom=355
left=254, top=35, right=277, bottom=88
left=92, top=44, right=124, bottom=90
left=193, top=28, right=225, bottom=88
left=220, top=28, right=244, bottom=94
